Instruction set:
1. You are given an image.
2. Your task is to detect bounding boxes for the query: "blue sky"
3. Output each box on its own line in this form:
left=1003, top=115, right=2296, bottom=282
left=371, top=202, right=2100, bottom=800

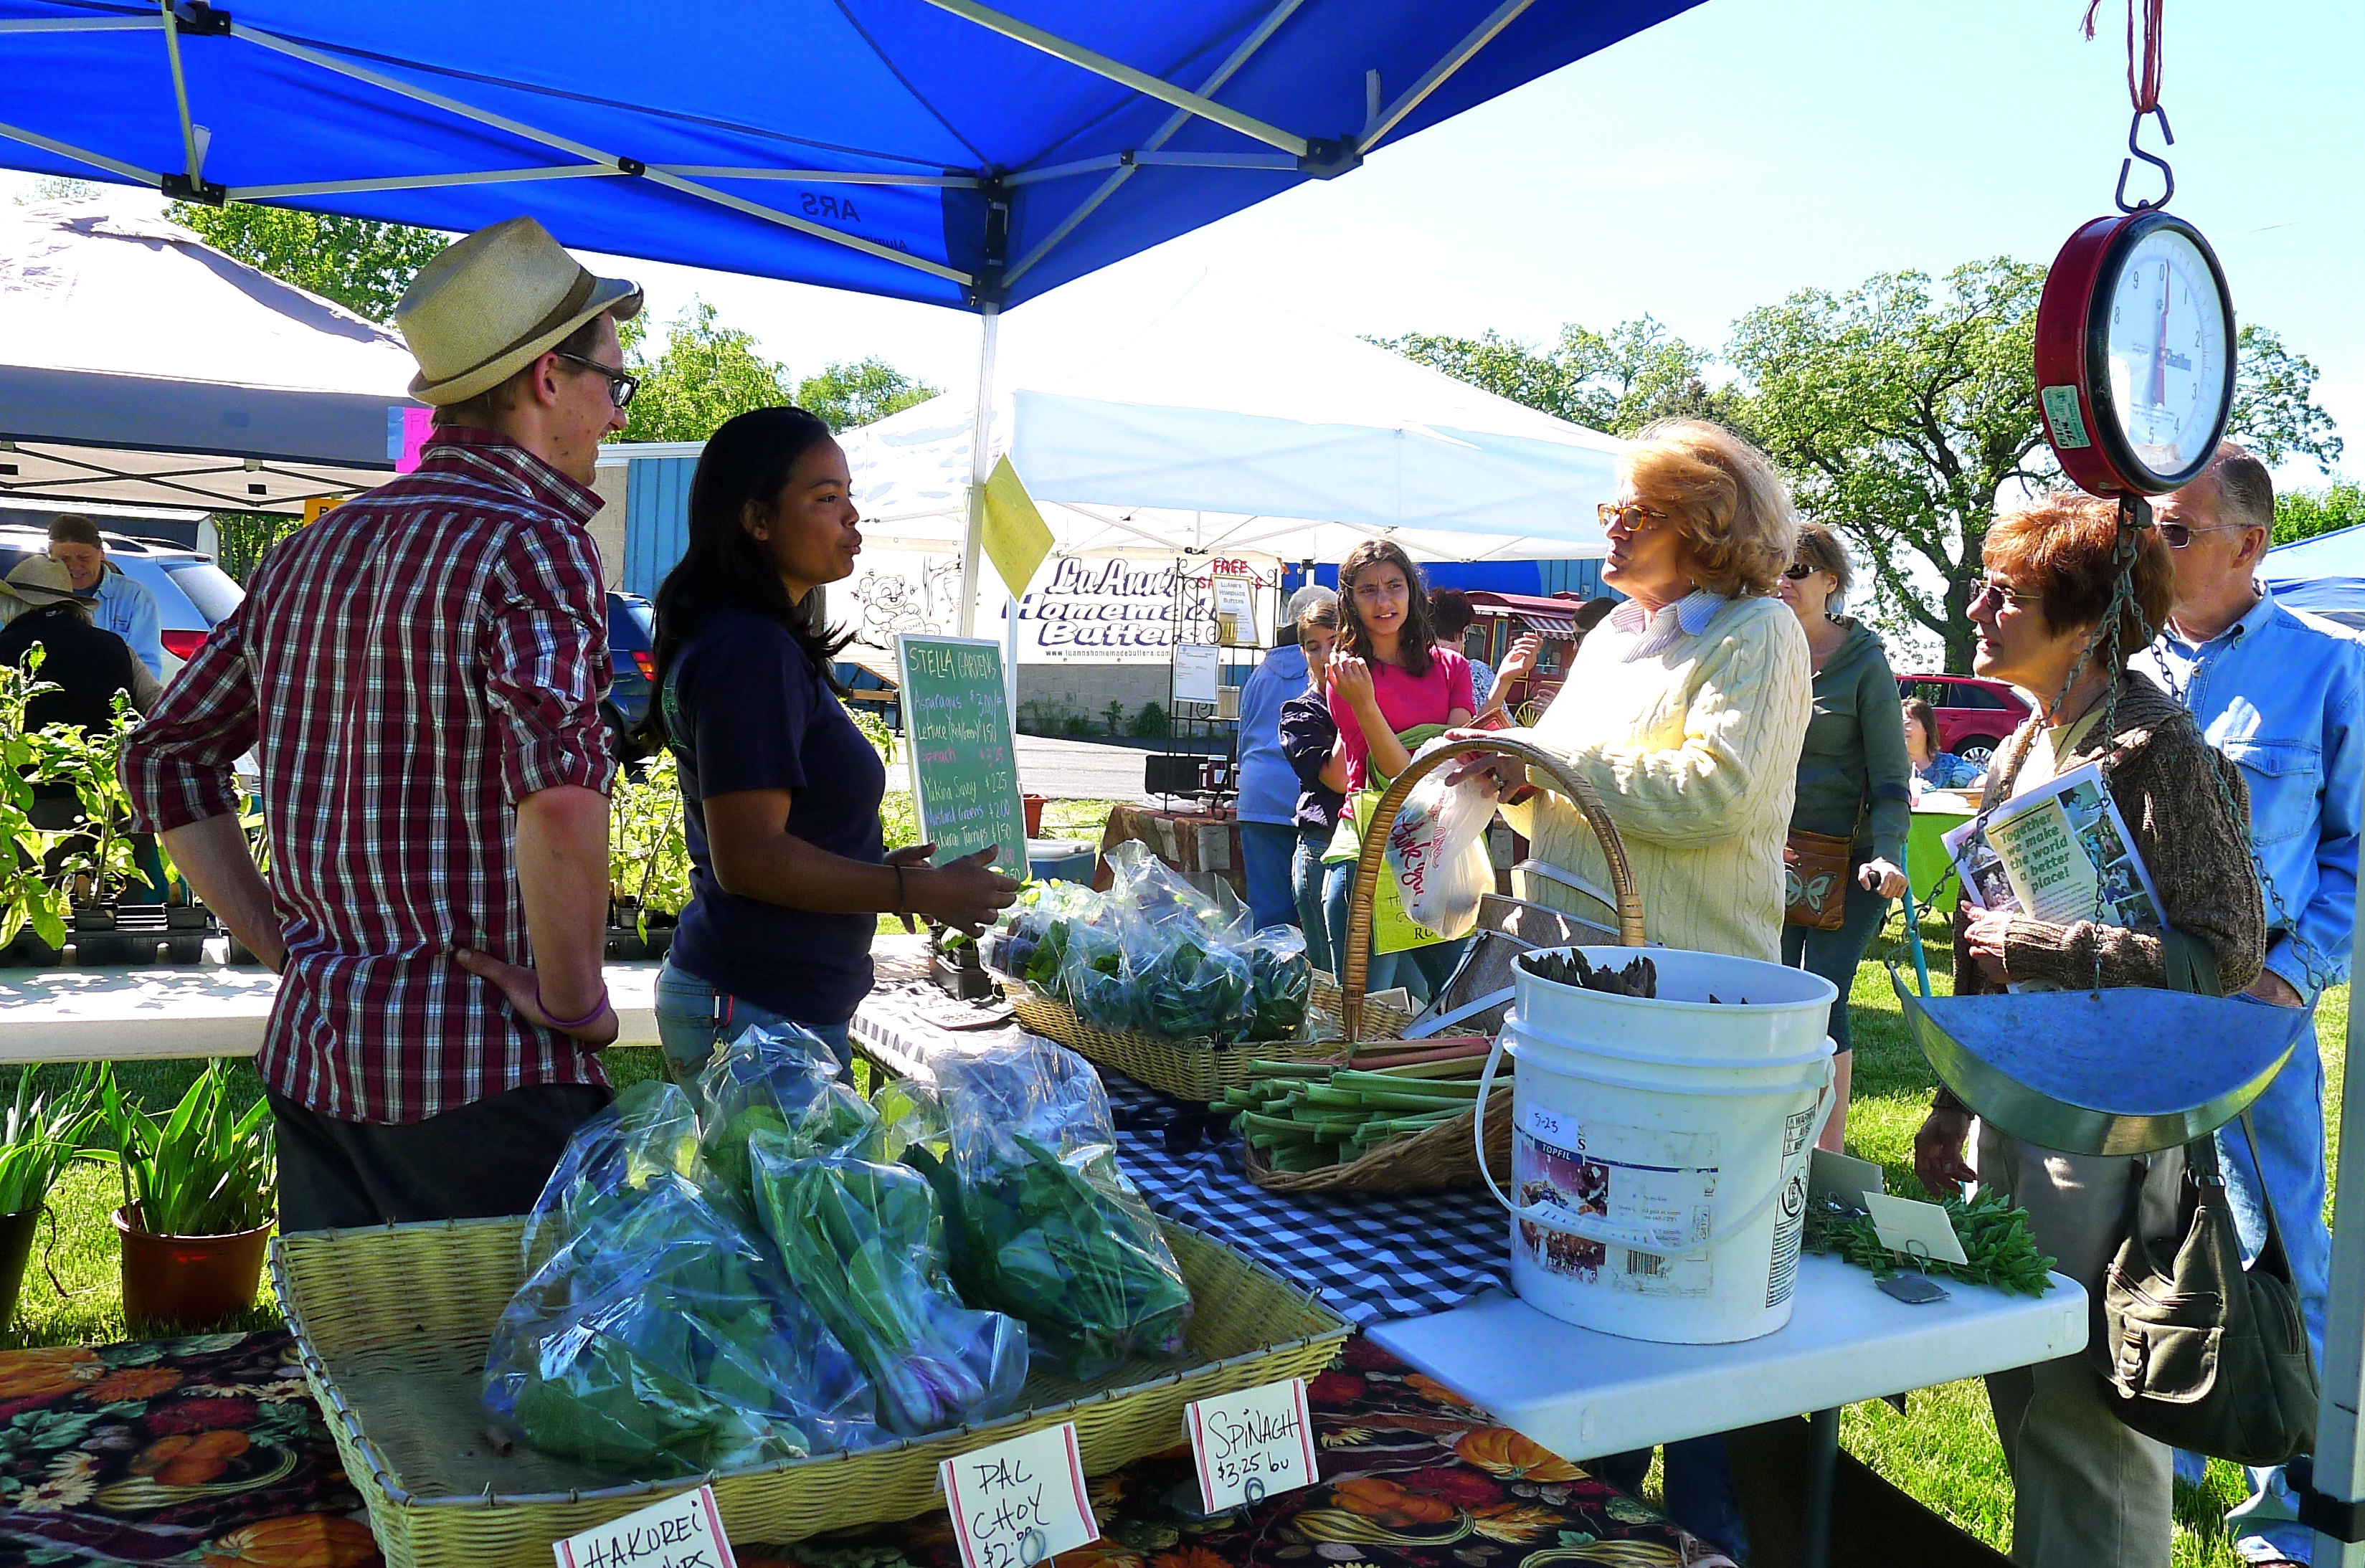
left=587, top=0, right=2365, bottom=490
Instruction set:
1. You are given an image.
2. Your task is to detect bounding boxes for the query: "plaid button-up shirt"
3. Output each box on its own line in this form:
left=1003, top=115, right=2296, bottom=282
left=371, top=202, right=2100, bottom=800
left=121, top=428, right=619, bottom=1123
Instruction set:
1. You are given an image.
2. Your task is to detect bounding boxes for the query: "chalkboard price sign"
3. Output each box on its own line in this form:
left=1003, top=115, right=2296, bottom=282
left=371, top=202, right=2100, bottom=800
left=895, top=635, right=1029, bottom=882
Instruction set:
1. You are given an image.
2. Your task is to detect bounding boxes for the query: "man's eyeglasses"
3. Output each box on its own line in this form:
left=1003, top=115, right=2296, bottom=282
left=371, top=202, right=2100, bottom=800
left=555, top=351, right=640, bottom=410
left=1598, top=502, right=1671, bottom=533
left=1968, top=579, right=2040, bottom=611
left=1783, top=563, right=1816, bottom=581
left=2156, top=520, right=2247, bottom=549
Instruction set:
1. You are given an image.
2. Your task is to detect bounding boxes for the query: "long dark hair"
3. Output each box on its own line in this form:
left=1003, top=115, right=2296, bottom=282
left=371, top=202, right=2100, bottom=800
left=636, top=406, right=853, bottom=748
left=1336, top=539, right=1436, bottom=677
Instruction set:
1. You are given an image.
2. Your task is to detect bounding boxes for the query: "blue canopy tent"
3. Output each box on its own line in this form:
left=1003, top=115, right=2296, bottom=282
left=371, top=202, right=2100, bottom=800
left=2264, top=526, right=2365, bottom=630
left=0, top=0, right=1692, bottom=627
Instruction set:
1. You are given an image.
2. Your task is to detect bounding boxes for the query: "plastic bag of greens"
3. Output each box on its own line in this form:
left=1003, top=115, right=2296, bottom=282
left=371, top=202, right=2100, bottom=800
left=980, top=881, right=1097, bottom=989
left=926, top=1037, right=1193, bottom=1380
left=749, top=1134, right=1028, bottom=1439
left=1223, top=926, right=1313, bottom=1043
left=1128, top=929, right=1250, bottom=1042
left=694, top=1025, right=884, bottom=1204
left=520, top=1079, right=710, bottom=1264
left=484, top=1135, right=878, bottom=1478
left=1104, top=840, right=1250, bottom=946
left=1055, top=918, right=1136, bottom=1031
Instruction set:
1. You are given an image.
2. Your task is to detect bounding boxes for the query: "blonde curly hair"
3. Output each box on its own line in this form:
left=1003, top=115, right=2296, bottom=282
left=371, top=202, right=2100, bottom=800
left=1621, top=419, right=1797, bottom=598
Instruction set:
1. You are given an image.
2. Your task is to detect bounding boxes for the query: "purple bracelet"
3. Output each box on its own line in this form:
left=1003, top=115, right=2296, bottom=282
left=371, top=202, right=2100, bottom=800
left=536, top=981, right=611, bottom=1031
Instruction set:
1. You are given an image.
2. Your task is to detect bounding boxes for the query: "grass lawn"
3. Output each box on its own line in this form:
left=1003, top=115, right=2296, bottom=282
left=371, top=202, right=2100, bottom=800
left=7, top=827, right=2333, bottom=1564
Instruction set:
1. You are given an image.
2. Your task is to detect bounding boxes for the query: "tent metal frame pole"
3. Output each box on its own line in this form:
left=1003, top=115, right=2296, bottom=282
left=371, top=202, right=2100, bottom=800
left=226, top=21, right=975, bottom=286
left=156, top=0, right=207, bottom=192
left=1005, top=148, right=1297, bottom=187
left=651, top=167, right=980, bottom=186
left=0, top=16, right=158, bottom=32
left=0, top=119, right=161, bottom=186
left=2316, top=875, right=2365, bottom=1564
left=954, top=303, right=1000, bottom=639
left=1360, top=0, right=1538, bottom=153
left=913, top=0, right=1309, bottom=157
left=230, top=165, right=614, bottom=199
left=1003, top=0, right=1306, bottom=287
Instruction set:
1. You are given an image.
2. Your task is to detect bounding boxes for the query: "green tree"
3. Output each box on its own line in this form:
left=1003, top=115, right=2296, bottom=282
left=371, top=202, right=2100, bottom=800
left=2231, top=324, right=2345, bottom=470
left=1372, top=316, right=1733, bottom=437
left=166, top=204, right=447, bottom=323
left=1727, top=260, right=2052, bottom=671
left=796, top=357, right=940, bottom=432
left=2276, top=480, right=2365, bottom=546
left=617, top=301, right=797, bottom=444
left=212, top=511, right=306, bottom=585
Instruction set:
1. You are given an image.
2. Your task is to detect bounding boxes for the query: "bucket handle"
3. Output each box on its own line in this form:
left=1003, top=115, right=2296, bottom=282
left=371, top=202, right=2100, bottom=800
left=1473, top=1032, right=1836, bottom=1263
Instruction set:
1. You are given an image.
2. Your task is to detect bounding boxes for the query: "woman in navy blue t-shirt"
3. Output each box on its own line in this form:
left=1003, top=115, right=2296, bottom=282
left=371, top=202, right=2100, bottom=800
left=640, top=407, right=1019, bottom=1078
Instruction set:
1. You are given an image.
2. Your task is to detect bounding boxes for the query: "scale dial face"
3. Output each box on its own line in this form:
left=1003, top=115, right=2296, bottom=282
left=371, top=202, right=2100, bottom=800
left=2099, top=222, right=2233, bottom=483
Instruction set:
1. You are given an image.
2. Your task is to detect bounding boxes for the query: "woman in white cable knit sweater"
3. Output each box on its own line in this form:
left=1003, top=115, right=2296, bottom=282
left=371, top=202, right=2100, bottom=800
left=1456, top=419, right=1811, bottom=1561
left=1474, top=418, right=1812, bottom=965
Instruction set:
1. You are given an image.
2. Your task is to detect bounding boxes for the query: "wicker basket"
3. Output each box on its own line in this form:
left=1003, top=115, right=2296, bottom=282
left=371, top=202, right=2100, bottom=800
left=1243, top=1084, right=1515, bottom=1196
left=1238, top=736, right=1648, bottom=1194
left=1003, top=984, right=1384, bottom=1101
left=272, top=1216, right=1347, bottom=1568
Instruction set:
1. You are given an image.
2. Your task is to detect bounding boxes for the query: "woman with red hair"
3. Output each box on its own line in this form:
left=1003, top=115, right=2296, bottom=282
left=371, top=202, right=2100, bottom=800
left=1915, top=495, right=2263, bottom=1568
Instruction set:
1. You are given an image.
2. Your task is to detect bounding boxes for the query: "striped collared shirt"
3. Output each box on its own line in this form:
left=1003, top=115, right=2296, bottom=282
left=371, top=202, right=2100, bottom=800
left=121, top=427, right=618, bottom=1123
left=1603, top=588, right=1729, bottom=662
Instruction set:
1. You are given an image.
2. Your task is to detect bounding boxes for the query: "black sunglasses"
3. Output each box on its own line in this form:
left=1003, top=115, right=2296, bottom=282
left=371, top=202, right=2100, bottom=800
left=1783, top=563, right=1816, bottom=580
left=554, top=351, right=640, bottom=410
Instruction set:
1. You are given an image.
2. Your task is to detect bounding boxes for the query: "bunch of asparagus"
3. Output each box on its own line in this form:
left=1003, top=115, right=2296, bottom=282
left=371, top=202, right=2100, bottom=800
left=1218, top=1038, right=1502, bottom=1172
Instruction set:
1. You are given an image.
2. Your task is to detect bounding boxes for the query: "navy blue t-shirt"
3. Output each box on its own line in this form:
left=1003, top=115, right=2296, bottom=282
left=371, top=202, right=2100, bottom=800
left=664, top=607, right=886, bottom=1024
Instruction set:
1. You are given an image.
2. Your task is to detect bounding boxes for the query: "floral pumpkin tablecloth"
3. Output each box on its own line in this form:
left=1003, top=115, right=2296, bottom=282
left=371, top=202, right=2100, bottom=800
left=0, top=1333, right=1725, bottom=1568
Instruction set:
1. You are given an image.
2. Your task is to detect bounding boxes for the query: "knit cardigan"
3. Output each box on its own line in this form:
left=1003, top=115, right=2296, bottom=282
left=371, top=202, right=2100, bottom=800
left=1953, top=669, right=2265, bottom=995
left=1499, top=595, right=1812, bottom=963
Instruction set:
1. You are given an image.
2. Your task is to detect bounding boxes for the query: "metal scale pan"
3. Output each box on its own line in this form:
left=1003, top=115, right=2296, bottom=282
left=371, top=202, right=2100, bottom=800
left=1890, top=968, right=2307, bottom=1156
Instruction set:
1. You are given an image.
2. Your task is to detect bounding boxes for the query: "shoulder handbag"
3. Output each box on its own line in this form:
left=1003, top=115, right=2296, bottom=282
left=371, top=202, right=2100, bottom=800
left=1783, top=827, right=1852, bottom=931
left=2093, top=1108, right=2318, bottom=1465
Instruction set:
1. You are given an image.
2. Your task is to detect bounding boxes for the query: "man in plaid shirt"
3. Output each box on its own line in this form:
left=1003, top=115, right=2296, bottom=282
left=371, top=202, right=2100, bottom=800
left=122, top=218, right=643, bottom=1230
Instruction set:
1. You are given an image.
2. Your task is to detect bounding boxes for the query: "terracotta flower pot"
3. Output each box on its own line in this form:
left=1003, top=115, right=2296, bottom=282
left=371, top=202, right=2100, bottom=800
left=113, top=1207, right=272, bottom=1333
left=1023, top=793, right=1048, bottom=837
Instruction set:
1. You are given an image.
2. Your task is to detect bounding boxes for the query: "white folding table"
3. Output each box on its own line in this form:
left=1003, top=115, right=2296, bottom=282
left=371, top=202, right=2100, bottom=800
left=0, top=961, right=663, bottom=1062
left=1369, top=1256, right=2087, bottom=1566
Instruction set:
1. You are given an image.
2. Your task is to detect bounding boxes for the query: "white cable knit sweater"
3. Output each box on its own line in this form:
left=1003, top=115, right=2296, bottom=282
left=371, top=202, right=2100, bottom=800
left=1499, top=594, right=1813, bottom=963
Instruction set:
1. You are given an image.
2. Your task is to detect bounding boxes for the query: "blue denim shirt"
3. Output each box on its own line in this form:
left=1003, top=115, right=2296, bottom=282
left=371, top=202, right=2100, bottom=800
left=82, top=566, right=164, bottom=679
left=2135, top=585, right=2365, bottom=1004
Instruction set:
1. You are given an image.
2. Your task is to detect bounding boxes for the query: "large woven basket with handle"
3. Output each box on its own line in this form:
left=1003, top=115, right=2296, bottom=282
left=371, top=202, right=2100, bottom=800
left=1243, top=734, right=1646, bottom=1195
left=272, top=1215, right=1347, bottom=1568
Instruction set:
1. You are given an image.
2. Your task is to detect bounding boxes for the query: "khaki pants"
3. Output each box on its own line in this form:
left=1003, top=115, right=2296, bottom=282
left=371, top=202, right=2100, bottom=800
left=1978, top=1124, right=2179, bottom=1568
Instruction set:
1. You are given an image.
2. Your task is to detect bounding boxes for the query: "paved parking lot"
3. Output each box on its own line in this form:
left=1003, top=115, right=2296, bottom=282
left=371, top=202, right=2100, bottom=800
left=1014, top=734, right=1152, bottom=801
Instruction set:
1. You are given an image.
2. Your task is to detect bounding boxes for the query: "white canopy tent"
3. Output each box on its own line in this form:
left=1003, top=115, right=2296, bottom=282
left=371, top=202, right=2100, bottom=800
left=0, top=200, right=421, bottom=516
left=838, top=282, right=1622, bottom=627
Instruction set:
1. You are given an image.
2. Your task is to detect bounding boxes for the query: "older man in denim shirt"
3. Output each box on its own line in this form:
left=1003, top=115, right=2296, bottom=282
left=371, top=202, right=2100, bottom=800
left=2134, top=444, right=2364, bottom=1568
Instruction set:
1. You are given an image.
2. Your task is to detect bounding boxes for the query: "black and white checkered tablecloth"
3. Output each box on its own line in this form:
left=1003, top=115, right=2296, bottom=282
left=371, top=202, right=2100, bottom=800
left=851, top=984, right=1511, bottom=1326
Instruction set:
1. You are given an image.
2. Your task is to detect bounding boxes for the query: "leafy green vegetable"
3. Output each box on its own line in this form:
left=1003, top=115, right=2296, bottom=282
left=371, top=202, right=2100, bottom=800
left=933, top=1134, right=1191, bottom=1379
left=1802, top=1185, right=2057, bottom=1296
left=749, top=1136, right=1028, bottom=1438
left=1135, top=939, right=1248, bottom=1040
left=488, top=1161, right=878, bottom=1478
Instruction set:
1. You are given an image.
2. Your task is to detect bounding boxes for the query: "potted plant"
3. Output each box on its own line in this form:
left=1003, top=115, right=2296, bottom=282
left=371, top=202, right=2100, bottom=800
left=97, top=1063, right=276, bottom=1332
left=42, top=696, right=159, bottom=966
left=607, top=753, right=688, bottom=960
left=0, top=648, right=72, bottom=968
left=0, top=1065, right=98, bottom=1326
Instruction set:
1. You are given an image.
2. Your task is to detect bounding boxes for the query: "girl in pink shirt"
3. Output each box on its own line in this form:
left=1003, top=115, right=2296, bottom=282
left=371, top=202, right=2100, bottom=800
left=1319, top=541, right=1475, bottom=1002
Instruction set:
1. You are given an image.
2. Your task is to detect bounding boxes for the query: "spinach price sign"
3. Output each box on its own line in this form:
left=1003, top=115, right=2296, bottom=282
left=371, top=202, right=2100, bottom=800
left=895, top=635, right=1028, bottom=881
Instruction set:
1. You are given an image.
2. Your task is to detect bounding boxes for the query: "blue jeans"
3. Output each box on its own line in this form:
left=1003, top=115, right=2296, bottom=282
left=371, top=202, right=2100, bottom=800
left=1320, top=859, right=1469, bottom=1006
left=1589, top=1436, right=1751, bottom=1562
left=650, top=958, right=853, bottom=1084
left=1239, top=821, right=1301, bottom=933
left=2171, top=997, right=2331, bottom=1564
left=1778, top=875, right=1892, bottom=1054
left=1291, top=829, right=1333, bottom=975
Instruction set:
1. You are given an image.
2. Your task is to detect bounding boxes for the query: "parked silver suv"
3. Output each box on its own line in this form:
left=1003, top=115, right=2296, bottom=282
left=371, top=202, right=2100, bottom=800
left=0, top=523, right=243, bottom=680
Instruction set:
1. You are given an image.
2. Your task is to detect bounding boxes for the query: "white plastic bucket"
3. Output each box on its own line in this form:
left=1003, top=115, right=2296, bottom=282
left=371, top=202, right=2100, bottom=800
left=1475, top=946, right=1838, bottom=1344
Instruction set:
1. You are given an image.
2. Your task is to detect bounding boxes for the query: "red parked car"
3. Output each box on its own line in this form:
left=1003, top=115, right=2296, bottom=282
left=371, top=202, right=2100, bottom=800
left=1896, top=673, right=2031, bottom=766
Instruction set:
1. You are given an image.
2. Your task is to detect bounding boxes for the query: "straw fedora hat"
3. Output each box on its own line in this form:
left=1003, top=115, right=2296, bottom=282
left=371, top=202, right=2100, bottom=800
left=395, top=217, right=641, bottom=407
left=3, top=556, right=85, bottom=609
